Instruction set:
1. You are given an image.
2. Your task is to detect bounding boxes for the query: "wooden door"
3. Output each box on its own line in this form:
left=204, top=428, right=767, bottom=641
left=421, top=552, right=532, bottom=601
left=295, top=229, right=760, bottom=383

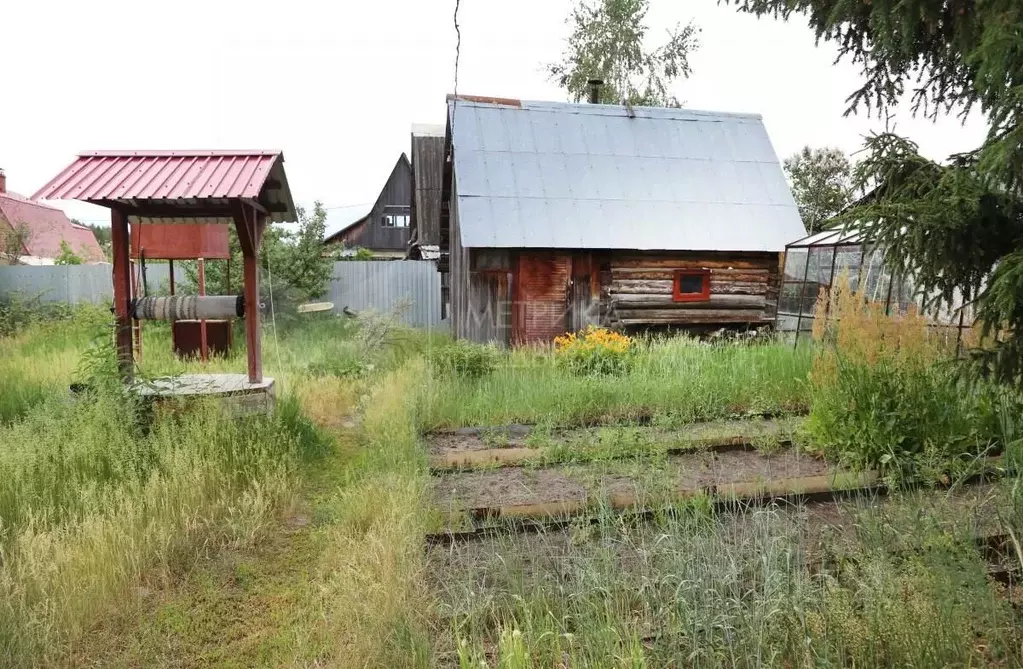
left=513, top=252, right=570, bottom=344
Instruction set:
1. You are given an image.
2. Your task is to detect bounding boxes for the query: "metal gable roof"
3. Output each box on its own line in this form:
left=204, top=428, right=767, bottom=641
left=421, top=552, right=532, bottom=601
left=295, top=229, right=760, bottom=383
left=448, top=98, right=807, bottom=251
left=32, top=150, right=298, bottom=223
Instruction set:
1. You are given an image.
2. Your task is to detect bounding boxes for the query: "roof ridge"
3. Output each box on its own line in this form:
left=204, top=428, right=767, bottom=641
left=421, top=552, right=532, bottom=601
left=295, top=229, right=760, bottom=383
left=0, top=191, right=65, bottom=212
left=77, top=149, right=282, bottom=158
left=447, top=94, right=762, bottom=121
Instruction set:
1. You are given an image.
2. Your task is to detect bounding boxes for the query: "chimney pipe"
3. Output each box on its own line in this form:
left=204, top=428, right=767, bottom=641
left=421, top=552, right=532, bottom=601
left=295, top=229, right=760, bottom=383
left=587, top=79, right=603, bottom=104
left=0, top=168, right=6, bottom=194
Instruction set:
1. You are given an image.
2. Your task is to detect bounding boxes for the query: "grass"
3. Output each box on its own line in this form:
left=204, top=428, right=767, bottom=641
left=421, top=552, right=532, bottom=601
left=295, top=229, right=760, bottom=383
left=0, top=305, right=108, bottom=423
left=421, top=336, right=812, bottom=429
left=806, top=281, right=1023, bottom=479
left=0, top=299, right=1019, bottom=668
left=0, top=305, right=434, bottom=667
left=529, top=417, right=803, bottom=466
left=0, top=383, right=331, bottom=664
left=432, top=489, right=1022, bottom=668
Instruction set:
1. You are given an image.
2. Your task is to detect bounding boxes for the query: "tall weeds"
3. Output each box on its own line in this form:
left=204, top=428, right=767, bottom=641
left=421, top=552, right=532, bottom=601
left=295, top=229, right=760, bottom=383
left=436, top=498, right=1021, bottom=668
left=421, top=337, right=811, bottom=428
left=0, top=306, right=345, bottom=666
left=806, top=280, right=1020, bottom=475
left=0, top=392, right=325, bottom=666
left=310, top=360, right=432, bottom=667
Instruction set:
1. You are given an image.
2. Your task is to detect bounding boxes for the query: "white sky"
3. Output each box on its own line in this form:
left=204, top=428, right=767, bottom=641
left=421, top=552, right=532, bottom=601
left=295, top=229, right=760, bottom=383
left=3, top=0, right=988, bottom=226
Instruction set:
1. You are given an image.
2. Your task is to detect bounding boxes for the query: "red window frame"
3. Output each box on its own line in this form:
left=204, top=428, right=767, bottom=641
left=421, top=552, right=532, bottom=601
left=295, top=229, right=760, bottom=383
left=672, top=269, right=711, bottom=302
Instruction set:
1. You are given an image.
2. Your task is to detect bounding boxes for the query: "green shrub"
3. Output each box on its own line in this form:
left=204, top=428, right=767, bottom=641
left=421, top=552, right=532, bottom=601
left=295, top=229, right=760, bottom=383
left=805, top=357, right=1013, bottom=475
left=0, top=295, right=75, bottom=337
left=431, top=340, right=499, bottom=380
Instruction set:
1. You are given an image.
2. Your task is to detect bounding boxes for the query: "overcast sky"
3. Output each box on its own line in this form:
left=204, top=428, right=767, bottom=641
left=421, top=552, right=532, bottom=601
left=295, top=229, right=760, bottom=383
left=4, top=0, right=987, bottom=226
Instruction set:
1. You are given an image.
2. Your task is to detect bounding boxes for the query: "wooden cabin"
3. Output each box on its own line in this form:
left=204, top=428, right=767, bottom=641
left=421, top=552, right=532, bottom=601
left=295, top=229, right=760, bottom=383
left=324, top=154, right=411, bottom=258
left=440, top=96, right=807, bottom=345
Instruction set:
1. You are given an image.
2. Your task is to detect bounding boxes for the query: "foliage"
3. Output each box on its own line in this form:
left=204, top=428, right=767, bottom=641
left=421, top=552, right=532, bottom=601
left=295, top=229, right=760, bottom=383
left=431, top=339, right=499, bottom=380
left=806, top=280, right=1019, bottom=476
left=725, top=0, right=1023, bottom=390
left=264, top=202, right=335, bottom=301
left=554, top=325, right=636, bottom=375
left=335, top=247, right=376, bottom=261
left=0, top=294, right=78, bottom=338
left=547, top=0, right=699, bottom=107
left=0, top=223, right=29, bottom=263
left=783, top=146, right=854, bottom=233
left=74, top=220, right=112, bottom=261
left=53, top=239, right=83, bottom=265
left=845, top=134, right=1023, bottom=386
left=184, top=202, right=335, bottom=302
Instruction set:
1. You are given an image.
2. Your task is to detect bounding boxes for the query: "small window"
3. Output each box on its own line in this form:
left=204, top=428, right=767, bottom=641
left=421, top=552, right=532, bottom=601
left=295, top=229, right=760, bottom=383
left=673, top=269, right=711, bottom=302
left=381, top=213, right=410, bottom=228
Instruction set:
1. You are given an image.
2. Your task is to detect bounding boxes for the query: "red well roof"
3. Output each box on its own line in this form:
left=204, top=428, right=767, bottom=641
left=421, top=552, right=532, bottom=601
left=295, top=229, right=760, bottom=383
left=0, top=192, right=105, bottom=262
left=32, top=150, right=298, bottom=224
left=34, top=151, right=280, bottom=201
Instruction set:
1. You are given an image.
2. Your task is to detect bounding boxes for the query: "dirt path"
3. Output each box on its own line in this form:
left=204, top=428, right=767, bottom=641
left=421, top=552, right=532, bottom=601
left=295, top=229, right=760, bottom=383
left=70, top=425, right=359, bottom=668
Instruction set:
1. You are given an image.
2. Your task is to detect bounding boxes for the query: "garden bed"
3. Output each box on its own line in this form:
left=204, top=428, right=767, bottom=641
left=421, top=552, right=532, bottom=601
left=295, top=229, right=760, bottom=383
left=430, top=445, right=1010, bottom=540
left=428, top=482, right=1020, bottom=668
left=433, top=447, right=835, bottom=521
left=427, top=417, right=803, bottom=470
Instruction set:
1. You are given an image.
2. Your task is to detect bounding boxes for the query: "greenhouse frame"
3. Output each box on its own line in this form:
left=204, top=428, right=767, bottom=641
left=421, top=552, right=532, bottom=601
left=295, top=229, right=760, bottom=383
left=777, top=227, right=973, bottom=345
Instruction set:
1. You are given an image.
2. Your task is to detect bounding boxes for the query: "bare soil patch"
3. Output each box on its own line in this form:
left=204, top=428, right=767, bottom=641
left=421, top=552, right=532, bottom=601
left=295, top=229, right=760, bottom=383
left=432, top=447, right=828, bottom=513
left=592, top=448, right=829, bottom=503
left=434, top=467, right=588, bottom=511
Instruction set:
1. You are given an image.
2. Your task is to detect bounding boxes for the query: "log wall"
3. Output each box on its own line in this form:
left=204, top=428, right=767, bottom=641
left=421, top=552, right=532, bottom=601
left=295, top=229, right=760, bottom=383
left=452, top=248, right=782, bottom=344
left=606, top=252, right=780, bottom=326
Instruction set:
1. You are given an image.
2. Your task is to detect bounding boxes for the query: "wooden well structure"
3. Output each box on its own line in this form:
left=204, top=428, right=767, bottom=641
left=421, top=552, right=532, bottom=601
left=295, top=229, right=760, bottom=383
left=131, top=222, right=234, bottom=361
left=33, top=150, right=297, bottom=409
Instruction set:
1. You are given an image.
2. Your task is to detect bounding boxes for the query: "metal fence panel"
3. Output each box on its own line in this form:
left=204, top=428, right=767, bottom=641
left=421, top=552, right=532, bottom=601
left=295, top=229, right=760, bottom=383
left=1, top=261, right=445, bottom=329
left=0, top=265, right=114, bottom=304
left=0, top=264, right=189, bottom=304
left=328, top=261, right=443, bottom=328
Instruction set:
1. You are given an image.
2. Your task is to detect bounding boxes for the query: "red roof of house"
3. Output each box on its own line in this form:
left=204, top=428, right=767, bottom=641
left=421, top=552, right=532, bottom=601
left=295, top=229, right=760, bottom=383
left=0, top=191, right=105, bottom=262
left=32, top=150, right=297, bottom=223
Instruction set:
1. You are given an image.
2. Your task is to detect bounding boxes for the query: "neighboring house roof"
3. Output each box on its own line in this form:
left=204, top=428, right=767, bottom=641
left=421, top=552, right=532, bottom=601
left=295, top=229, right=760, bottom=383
left=323, top=203, right=374, bottom=240
left=447, top=97, right=807, bottom=251
left=0, top=190, right=105, bottom=262
left=323, top=153, right=411, bottom=243
left=32, top=150, right=298, bottom=224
